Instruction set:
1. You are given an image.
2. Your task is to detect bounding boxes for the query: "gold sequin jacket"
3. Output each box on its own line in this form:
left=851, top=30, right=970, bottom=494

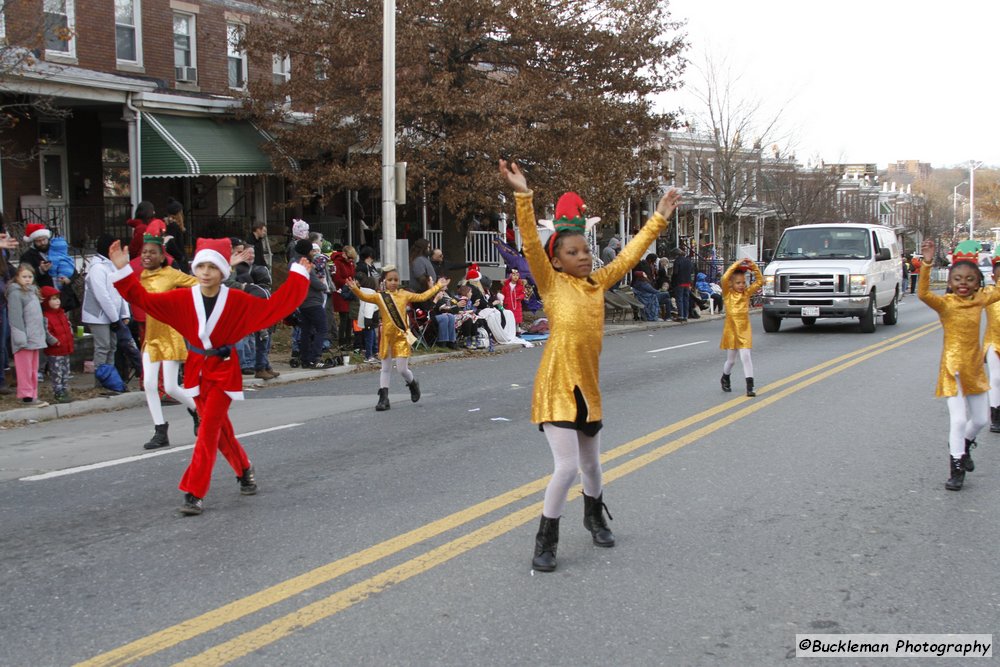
left=515, top=191, right=667, bottom=425
left=351, top=285, right=442, bottom=359
left=719, top=261, right=762, bottom=350
left=140, top=266, right=199, bottom=362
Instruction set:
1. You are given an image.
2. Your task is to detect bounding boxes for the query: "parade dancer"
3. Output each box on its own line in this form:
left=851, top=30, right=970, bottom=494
left=918, top=239, right=1000, bottom=491
left=346, top=267, right=448, bottom=411
left=130, top=221, right=201, bottom=450
left=984, top=249, right=1000, bottom=434
left=500, top=159, right=681, bottom=572
left=719, top=258, right=763, bottom=397
left=109, top=238, right=311, bottom=515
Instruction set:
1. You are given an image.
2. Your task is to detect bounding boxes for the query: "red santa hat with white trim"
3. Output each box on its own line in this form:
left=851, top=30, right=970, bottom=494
left=466, top=263, right=482, bottom=281
left=191, top=237, right=232, bottom=280
left=23, top=223, right=52, bottom=243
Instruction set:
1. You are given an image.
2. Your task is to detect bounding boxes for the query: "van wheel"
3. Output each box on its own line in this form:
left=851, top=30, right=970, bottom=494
left=859, top=294, right=877, bottom=333
left=801, top=316, right=817, bottom=326
left=762, top=311, right=782, bottom=332
left=882, top=290, right=899, bottom=325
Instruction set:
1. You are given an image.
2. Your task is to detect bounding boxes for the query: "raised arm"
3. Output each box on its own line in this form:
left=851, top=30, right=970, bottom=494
left=230, top=262, right=310, bottom=340
left=594, top=190, right=679, bottom=290
left=500, top=160, right=556, bottom=295
left=916, top=240, right=944, bottom=312
left=746, top=262, right=764, bottom=297
left=347, top=279, right=381, bottom=304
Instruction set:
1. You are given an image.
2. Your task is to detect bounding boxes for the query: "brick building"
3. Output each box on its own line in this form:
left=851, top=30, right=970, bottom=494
left=0, top=0, right=294, bottom=246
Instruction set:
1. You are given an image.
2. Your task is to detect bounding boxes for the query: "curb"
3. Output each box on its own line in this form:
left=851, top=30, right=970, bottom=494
left=0, top=313, right=724, bottom=426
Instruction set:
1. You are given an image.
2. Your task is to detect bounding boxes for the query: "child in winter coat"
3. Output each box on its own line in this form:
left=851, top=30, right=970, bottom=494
left=40, top=286, right=74, bottom=403
left=6, top=264, right=50, bottom=406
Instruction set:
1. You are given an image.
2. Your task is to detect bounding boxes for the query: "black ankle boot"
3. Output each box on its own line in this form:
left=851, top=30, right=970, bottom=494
left=945, top=455, right=966, bottom=491
left=964, top=439, right=977, bottom=472
left=583, top=493, right=615, bottom=547
left=237, top=463, right=258, bottom=495
left=407, top=378, right=421, bottom=403
left=375, top=387, right=391, bottom=411
left=143, top=423, right=170, bottom=450
left=188, top=408, right=201, bottom=437
left=746, top=377, right=756, bottom=397
left=991, top=406, right=1000, bottom=433
left=532, top=516, right=560, bottom=572
left=721, top=373, right=731, bottom=392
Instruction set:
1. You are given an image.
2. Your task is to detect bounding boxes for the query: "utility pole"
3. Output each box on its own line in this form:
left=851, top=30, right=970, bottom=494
left=381, top=0, right=397, bottom=267
left=969, top=160, right=983, bottom=239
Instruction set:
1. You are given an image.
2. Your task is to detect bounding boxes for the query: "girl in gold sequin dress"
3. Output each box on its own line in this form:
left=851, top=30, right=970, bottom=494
left=719, top=258, right=763, bottom=397
left=500, top=160, right=681, bottom=572
left=918, top=238, right=1000, bottom=491
left=983, top=251, right=1000, bottom=434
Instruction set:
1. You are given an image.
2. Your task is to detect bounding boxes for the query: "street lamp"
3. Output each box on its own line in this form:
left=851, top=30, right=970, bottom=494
left=953, top=180, right=967, bottom=233
left=969, top=160, right=984, bottom=239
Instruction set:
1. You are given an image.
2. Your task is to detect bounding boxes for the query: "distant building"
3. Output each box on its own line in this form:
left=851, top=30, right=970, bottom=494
left=885, top=159, right=932, bottom=185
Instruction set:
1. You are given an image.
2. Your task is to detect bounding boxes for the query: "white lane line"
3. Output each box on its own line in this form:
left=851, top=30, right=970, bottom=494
left=19, top=423, right=303, bottom=481
left=647, top=340, right=708, bottom=354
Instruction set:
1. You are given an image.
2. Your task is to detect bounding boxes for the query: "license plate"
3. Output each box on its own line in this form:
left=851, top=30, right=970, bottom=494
left=801, top=306, right=820, bottom=317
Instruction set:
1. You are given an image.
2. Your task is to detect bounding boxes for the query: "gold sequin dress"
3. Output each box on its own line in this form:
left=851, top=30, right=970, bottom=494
left=515, top=191, right=666, bottom=428
left=918, top=262, right=1000, bottom=397
left=984, top=298, right=1000, bottom=357
left=140, top=266, right=199, bottom=362
left=719, top=261, right=762, bottom=350
left=351, top=285, right=442, bottom=359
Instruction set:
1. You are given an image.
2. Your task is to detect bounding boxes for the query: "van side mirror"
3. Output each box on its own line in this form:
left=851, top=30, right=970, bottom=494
left=762, top=249, right=773, bottom=262
left=876, top=248, right=891, bottom=261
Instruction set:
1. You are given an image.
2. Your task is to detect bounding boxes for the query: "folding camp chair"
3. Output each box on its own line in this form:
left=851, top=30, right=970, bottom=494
left=408, top=305, right=435, bottom=350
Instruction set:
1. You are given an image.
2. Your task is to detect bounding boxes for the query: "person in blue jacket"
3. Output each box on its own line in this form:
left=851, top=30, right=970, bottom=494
left=695, top=271, right=723, bottom=313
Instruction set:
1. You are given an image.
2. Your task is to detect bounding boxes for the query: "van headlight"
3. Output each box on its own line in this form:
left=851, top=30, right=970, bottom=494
left=850, top=274, right=868, bottom=295
left=762, top=275, right=775, bottom=296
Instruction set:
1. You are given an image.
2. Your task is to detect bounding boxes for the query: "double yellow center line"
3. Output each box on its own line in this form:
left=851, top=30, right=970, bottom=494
left=78, top=322, right=940, bottom=667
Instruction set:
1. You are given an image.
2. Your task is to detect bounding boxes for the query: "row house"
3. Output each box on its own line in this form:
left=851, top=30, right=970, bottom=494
left=0, top=0, right=297, bottom=246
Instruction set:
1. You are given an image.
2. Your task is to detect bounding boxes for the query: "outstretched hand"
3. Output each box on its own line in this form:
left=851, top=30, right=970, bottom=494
left=345, top=277, right=359, bottom=290
left=921, top=239, right=935, bottom=262
left=656, top=189, right=682, bottom=218
left=499, top=160, right=529, bottom=193
left=0, top=233, right=17, bottom=250
left=108, top=240, right=130, bottom=269
left=437, top=276, right=451, bottom=288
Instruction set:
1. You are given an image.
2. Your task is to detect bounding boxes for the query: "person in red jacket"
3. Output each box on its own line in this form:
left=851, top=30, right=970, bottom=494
left=109, top=237, right=312, bottom=516
left=126, top=201, right=156, bottom=259
left=329, top=245, right=358, bottom=348
left=40, top=286, right=75, bottom=403
left=501, top=268, right=527, bottom=330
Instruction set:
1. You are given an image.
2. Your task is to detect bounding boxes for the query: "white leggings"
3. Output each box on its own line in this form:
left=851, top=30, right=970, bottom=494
left=946, top=376, right=990, bottom=458
left=987, top=346, right=1000, bottom=407
left=723, top=349, right=754, bottom=378
left=380, top=357, right=414, bottom=389
left=541, top=423, right=603, bottom=519
left=142, top=353, right=196, bottom=425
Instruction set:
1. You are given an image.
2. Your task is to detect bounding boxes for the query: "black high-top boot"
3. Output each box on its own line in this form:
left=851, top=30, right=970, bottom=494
left=583, top=493, right=615, bottom=547
left=188, top=408, right=201, bottom=437
left=531, top=516, right=560, bottom=572
left=991, top=406, right=1000, bottom=433
left=375, top=387, right=391, bottom=411
left=407, top=378, right=421, bottom=403
left=237, top=464, right=258, bottom=495
left=945, top=455, right=966, bottom=491
left=143, top=423, right=170, bottom=450
left=746, top=377, right=756, bottom=397
left=964, top=439, right=977, bottom=472
left=721, top=374, right=732, bottom=392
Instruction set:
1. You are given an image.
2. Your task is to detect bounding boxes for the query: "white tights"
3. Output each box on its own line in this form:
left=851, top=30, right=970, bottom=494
left=541, top=423, right=603, bottom=519
left=946, top=376, right=989, bottom=458
left=723, top=349, right=754, bottom=378
left=987, top=346, right=1000, bottom=407
left=380, top=357, right=414, bottom=389
left=142, top=353, right=196, bottom=425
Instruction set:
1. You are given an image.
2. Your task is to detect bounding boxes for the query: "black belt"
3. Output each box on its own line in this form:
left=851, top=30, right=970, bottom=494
left=186, top=342, right=232, bottom=359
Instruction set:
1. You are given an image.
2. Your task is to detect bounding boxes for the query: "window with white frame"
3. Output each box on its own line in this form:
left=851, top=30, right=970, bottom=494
left=115, top=0, right=141, bottom=63
left=44, top=0, right=75, bottom=55
left=272, top=54, right=290, bottom=85
left=173, top=12, right=196, bottom=81
left=227, top=22, right=246, bottom=89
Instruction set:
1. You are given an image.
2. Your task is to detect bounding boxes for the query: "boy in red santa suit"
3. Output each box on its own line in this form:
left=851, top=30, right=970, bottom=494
left=108, top=238, right=312, bottom=515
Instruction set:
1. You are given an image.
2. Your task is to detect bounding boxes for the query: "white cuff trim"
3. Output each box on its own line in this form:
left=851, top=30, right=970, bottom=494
left=109, top=264, right=134, bottom=282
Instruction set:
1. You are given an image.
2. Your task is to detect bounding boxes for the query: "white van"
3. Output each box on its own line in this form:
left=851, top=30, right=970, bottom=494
left=760, top=223, right=903, bottom=333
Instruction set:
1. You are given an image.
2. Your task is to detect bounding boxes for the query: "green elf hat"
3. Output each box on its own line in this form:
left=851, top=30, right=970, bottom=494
left=951, top=239, right=981, bottom=265
left=992, top=245, right=1000, bottom=267
left=142, top=219, right=167, bottom=245
left=538, top=192, right=601, bottom=257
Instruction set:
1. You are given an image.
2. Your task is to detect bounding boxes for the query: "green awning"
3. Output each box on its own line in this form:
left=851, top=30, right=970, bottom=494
left=141, top=113, right=290, bottom=178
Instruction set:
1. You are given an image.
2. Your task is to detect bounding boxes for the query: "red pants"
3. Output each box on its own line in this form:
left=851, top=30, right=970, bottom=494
left=178, top=382, right=250, bottom=499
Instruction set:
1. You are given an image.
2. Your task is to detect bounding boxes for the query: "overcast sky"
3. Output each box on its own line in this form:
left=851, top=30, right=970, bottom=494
left=665, top=0, right=995, bottom=170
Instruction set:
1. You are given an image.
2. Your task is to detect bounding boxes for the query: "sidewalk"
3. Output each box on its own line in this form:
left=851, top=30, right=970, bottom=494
left=0, top=312, right=724, bottom=426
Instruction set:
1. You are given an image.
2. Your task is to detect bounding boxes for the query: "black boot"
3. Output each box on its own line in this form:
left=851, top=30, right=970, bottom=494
left=532, top=516, right=560, bottom=572
left=407, top=378, right=421, bottom=403
left=583, top=493, right=615, bottom=547
left=237, top=463, right=258, bottom=495
left=188, top=408, right=201, bottom=437
left=991, top=406, right=1000, bottom=433
left=721, top=373, right=731, bottom=392
left=945, top=455, right=966, bottom=491
left=746, top=377, right=756, bottom=397
left=180, top=493, right=203, bottom=515
left=143, top=423, right=170, bottom=450
left=964, top=439, right=977, bottom=472
left=375, top=387, right=391, bottom=411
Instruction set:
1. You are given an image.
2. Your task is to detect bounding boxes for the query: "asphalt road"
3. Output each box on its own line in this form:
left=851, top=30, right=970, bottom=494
left=2, top=294, right=998, bottom=667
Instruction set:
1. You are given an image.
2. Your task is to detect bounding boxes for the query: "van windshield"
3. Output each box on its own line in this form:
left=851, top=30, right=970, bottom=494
left=773, top=228, right=871, bottom=259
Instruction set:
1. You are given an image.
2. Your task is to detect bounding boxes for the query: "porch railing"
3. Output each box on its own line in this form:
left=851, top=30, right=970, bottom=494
left=465, top=231, right=501, bottom=265
left=16, top=203, right=133, bottom=248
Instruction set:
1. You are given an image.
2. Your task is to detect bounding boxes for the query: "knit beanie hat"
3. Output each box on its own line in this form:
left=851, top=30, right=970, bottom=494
left=40, top=285, right=61, bottom=302
left=292, top=218, right=310, bottom=240
left=294, top=239, right=314, bottom=257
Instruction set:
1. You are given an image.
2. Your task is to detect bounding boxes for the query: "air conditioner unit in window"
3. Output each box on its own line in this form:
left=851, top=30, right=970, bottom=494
left=175, top=66, right=197, bottom=83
